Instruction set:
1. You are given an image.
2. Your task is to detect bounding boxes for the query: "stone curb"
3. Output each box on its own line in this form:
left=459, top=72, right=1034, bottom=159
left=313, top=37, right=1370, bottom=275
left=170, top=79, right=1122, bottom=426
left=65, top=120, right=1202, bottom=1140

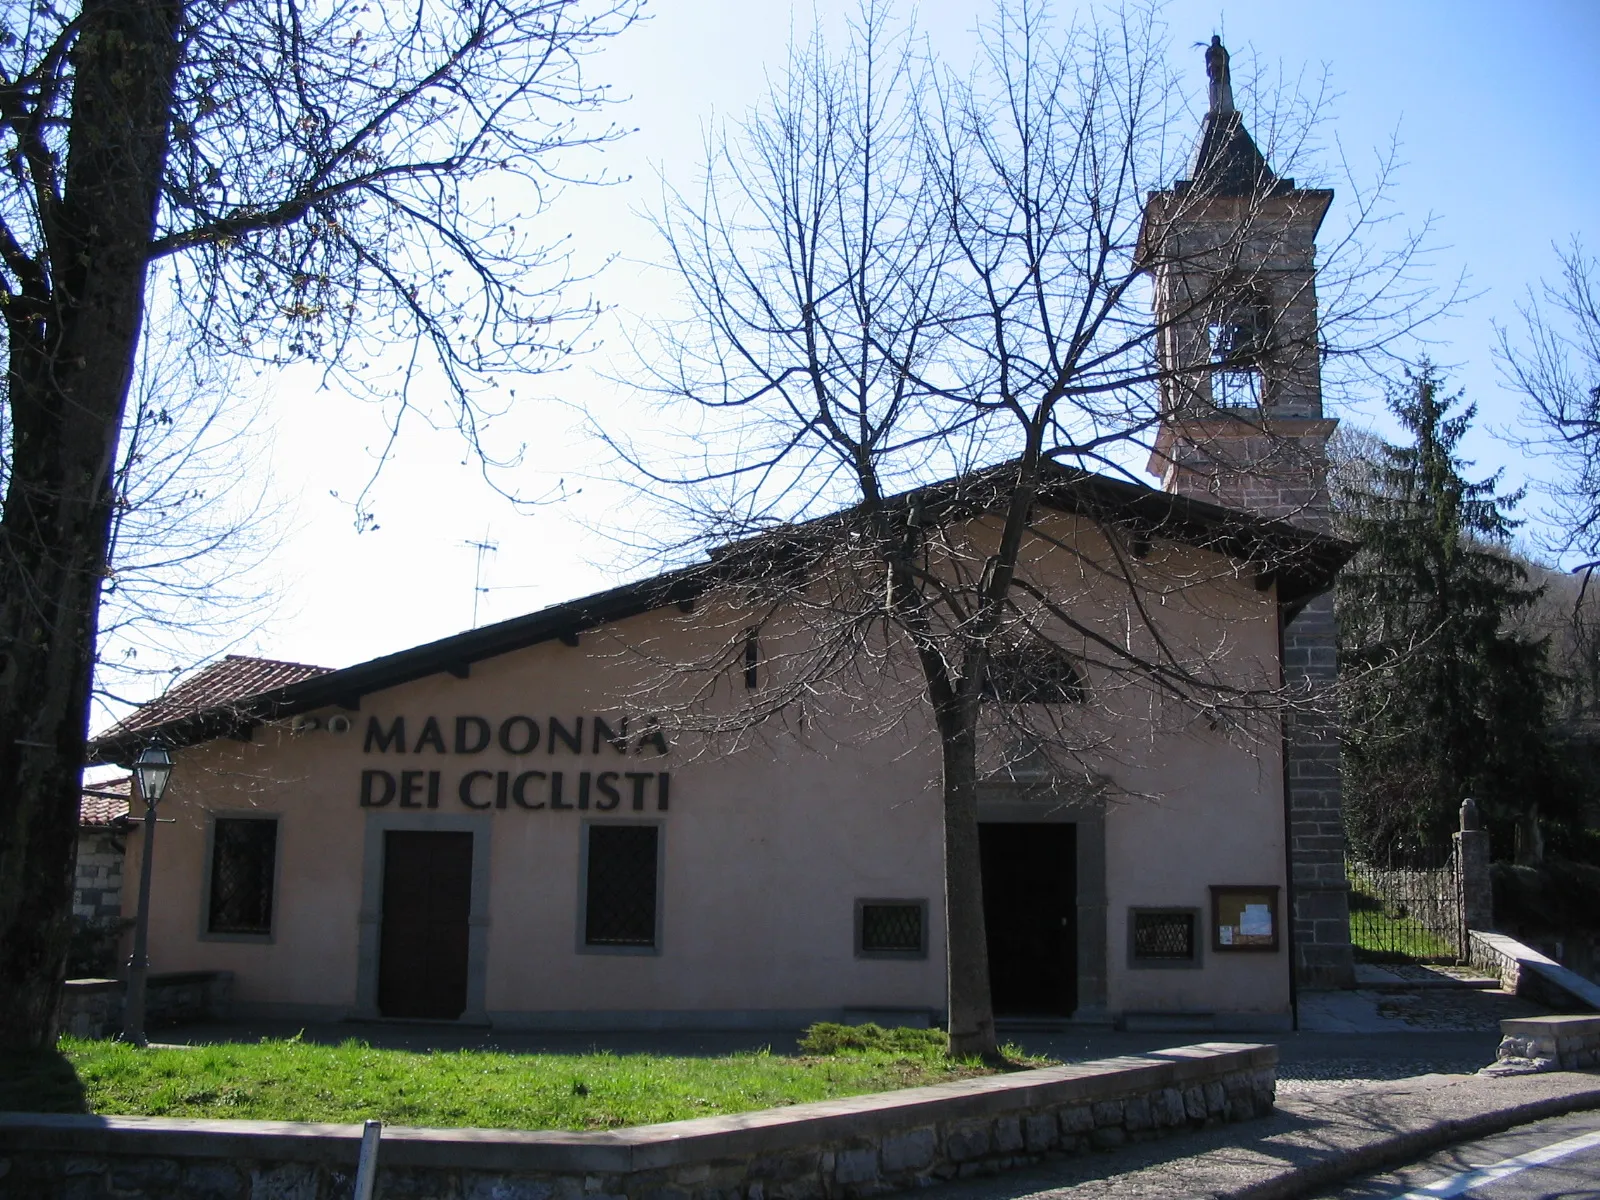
left=0, top=1044, right=1276, bottom=1172
left=0, top=1043, right=1279, bottom=1197
left=1222, top=1080, right=1600, bottom=1200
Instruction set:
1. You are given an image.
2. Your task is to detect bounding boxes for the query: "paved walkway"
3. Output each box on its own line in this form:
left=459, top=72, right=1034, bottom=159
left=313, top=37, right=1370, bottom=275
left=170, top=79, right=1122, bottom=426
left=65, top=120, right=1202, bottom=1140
left=1298, top=981, right=1545, bottom=1035
left=900, top=1070, right=1600, bottom=1200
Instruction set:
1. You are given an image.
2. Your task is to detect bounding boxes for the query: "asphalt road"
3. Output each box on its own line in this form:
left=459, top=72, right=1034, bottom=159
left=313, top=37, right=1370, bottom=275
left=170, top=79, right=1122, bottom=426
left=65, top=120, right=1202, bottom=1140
left=1314, top=1109, right=1600, bottom=1199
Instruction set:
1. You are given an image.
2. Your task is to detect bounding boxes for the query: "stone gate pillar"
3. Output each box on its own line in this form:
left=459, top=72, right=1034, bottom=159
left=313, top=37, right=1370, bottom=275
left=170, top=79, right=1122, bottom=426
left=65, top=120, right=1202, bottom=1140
left=1456, top=797, right=1493, bottom=936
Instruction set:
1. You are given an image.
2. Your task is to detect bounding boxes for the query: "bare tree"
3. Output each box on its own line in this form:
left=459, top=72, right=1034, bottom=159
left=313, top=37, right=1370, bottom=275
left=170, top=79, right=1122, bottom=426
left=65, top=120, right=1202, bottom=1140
left=0, top=0, right=637, bottom=1046
left=94, top=299, right=282, bottom=724
left=1499, top=239, right=1600, bottom=563
left=616, top=2, right=1434, bottom=1055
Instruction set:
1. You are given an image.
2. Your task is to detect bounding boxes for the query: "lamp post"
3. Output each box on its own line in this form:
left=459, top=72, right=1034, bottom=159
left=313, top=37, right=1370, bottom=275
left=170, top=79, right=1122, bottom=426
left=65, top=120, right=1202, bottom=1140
left=123, top=745, right=173, bottom=1045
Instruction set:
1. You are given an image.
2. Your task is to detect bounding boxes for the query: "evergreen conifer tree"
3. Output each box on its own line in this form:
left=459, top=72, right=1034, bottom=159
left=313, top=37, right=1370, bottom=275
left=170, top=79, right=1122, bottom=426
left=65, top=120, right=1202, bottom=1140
left=1338, top=363, right=1559, bottom=860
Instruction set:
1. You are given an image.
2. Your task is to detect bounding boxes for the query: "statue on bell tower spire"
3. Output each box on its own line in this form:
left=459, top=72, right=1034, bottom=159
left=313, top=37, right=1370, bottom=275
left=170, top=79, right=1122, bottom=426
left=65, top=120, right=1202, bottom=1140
left=1205, top=36, right=1235, bottom=115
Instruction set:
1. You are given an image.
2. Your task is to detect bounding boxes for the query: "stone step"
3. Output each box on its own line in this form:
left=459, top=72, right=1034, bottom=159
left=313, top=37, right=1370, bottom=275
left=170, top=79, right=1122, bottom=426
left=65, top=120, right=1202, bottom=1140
left=1352, top=964, right=1501, bottom=992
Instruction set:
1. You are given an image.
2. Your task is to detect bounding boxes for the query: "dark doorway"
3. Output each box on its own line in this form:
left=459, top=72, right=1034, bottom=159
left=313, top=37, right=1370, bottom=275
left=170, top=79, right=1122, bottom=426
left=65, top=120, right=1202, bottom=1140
left=979, top=822, right=1077, bottom=1017
left=378, top=830, right=473, bottom=1019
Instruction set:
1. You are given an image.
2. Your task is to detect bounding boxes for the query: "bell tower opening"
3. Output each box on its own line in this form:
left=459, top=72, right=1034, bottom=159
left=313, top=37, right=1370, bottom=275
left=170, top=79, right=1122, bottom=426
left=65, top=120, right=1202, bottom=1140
left=1206, top=281, right=1272, bottom=409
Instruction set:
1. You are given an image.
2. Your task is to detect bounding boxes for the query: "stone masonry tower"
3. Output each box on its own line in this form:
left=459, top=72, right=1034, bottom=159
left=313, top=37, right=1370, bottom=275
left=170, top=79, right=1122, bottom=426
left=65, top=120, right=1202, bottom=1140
left=1138, top=37, right=1355, bottom=990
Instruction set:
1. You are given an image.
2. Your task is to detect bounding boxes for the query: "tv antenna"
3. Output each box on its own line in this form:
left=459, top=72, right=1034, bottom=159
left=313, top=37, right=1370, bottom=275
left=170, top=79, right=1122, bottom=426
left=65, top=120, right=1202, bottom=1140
left=464, top=529, right=498, bottom=628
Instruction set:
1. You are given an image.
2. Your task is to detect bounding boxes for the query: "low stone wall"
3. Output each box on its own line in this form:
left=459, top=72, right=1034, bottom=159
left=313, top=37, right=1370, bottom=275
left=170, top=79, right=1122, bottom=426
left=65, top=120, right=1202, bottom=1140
left=73, top=829, right=126, bottom=924
left=1487, top=1014, right=1600, bottom=1074
left=57, top=978, right=123, bottom=1040
left=0, top=1042, right=1274, bottom=1199
left=56, top=970, right=233, bottom=1039
left=1469, top=930, right=1600, bottom=1012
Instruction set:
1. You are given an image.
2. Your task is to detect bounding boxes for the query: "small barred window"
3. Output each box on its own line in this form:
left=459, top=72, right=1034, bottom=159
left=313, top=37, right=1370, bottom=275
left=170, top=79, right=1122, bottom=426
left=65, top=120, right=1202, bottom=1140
left=856, top=900, right=927, bottom=958
left=584, top=825, right=659, bottom=948
left=1129, top=908, right=1199, bottom=966
left=207, top=817, right=278, bottom=936
left=983, top=646, right=1086, bottom=705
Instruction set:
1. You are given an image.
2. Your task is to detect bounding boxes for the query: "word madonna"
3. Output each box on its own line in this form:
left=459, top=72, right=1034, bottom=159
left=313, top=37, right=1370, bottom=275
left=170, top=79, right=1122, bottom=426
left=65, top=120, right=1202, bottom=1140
left=356, top=713, right=672, bottom=814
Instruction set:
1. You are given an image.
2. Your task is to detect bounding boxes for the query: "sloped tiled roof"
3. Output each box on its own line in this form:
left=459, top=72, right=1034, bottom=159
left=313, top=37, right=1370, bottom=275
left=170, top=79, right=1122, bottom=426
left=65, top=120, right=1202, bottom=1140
left=80, top=777, right=131, bottom=827
left=106, top=655, right=334, bottom=740
left=88, top=461, right=1354, bottom=763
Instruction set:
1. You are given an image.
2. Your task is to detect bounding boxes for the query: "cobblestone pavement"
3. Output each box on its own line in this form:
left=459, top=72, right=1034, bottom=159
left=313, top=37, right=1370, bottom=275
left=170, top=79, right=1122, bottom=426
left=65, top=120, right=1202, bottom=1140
left=1007, top=1030, right=1506, bottom=1093
left=1370, top=988, right=1546, bottom=1032
left=1010, top=976, right=1542, bottom=1094
left=1275, top=1051, right=1494, bottom=1092
left=1297, top=976, right=1547, bottom=1035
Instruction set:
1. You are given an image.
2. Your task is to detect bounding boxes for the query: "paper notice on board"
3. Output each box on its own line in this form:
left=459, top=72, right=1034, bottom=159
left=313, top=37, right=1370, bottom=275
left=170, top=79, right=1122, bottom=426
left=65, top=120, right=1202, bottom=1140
left=1240, top=904, right=1272, bottom=937
left=1220, top=926, right=1234, bottom=945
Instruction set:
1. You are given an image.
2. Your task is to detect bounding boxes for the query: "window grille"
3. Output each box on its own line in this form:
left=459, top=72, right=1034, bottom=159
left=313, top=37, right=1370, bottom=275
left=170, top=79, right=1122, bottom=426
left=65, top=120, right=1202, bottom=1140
left=856, top=899, right=928, bottom=958
left=584, top=825, right=659, bottom=947
left=207, top=818, right=278, bottom=935
left=1131, top=909, right=1196, bottom=961
left=862, top=904, right=921, bottom=953
left=983, top=646, right=1086, bottom=705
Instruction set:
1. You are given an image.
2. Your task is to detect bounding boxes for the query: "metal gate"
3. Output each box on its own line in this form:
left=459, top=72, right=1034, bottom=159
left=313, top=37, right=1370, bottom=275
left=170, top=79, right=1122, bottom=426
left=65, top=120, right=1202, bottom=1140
left=1346, top=845, right=1466, bottom=963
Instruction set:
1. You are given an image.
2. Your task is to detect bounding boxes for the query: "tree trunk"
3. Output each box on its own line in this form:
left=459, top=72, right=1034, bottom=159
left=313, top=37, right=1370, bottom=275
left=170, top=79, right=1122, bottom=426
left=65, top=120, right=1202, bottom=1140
left=939, top=711, right=998, bottom=1059
left=0, top=0, right=181, bottom=1048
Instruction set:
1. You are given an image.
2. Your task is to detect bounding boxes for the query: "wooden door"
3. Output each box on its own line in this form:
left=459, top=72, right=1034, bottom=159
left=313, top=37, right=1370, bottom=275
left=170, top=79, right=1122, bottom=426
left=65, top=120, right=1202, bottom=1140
left=377, top=830, right=473, bottom=1019
left=979, top=822, right=1078, bottom=1017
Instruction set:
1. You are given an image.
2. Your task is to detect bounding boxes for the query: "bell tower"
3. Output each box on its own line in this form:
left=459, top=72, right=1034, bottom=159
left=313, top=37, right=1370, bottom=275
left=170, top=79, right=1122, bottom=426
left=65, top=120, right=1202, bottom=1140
left=1138, top=35, right=1337, bottom=526
left=1139, top=37, right=1355, bottom=991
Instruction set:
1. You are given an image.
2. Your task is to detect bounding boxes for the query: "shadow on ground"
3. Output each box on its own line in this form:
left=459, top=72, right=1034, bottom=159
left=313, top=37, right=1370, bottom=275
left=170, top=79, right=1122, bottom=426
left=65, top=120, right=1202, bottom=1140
left=0, top=1046, right=89, bottom=1114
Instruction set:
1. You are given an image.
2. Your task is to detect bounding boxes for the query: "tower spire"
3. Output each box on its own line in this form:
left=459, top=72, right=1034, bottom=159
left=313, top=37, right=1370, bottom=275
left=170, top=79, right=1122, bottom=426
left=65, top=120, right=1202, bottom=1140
left=1205, top=35, right=1235, bottom=115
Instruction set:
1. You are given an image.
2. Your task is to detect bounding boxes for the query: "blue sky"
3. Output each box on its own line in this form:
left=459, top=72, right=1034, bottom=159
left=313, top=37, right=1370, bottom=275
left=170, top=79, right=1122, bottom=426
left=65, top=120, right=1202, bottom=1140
left=98, top=0, right=1600, bottom=725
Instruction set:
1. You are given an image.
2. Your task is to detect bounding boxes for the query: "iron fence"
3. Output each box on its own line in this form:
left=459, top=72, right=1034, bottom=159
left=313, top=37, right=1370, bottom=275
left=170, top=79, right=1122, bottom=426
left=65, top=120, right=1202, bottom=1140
left=1346, top=846, right=1466, bottom=963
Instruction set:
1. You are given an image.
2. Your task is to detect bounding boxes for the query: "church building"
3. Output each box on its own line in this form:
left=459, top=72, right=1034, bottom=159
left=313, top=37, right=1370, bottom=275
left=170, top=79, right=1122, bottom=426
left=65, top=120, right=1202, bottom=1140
left=88, top=40, right=1355, bottom=1033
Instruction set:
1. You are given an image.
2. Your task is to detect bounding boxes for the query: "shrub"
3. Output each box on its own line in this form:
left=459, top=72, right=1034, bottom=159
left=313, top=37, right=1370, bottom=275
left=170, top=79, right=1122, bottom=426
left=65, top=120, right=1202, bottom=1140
left=797, top=1022, right=947, bottom=1059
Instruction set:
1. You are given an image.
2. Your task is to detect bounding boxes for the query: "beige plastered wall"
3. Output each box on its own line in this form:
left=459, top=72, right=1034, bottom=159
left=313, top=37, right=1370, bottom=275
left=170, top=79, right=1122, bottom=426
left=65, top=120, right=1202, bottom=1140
left=121, top=515, right=1294, bottom=1029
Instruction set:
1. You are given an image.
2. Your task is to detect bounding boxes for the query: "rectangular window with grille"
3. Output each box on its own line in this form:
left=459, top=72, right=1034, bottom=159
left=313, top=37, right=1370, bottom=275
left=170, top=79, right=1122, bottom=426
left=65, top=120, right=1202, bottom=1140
left=855, top=899, right=928, bottom=959
left=1127, top=907, right=1201, bottom=969
left=582, top=824, right=660, bottom=951
left=206, top=817, right=278, bottom=937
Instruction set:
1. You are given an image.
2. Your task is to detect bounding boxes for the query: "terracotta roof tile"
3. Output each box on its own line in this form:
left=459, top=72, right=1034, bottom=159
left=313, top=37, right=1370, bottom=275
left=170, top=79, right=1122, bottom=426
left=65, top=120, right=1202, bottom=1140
left=107, top=655, right=334, bottom=740
left=80, top=777, right=131, bottom=827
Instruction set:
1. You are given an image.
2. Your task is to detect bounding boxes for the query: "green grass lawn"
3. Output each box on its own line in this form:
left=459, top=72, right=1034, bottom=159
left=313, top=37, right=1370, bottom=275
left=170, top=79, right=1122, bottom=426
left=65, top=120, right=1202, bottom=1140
left=1347, top=881, right=1461, bottom=963
left=1349, top=910, right=1459, bottom=962
left=0, top=1026, right=1020, bottom=1131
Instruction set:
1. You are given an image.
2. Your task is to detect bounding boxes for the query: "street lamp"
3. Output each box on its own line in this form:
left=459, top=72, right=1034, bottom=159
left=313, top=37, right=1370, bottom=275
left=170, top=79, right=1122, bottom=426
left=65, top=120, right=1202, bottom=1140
left=123, top=745, right=173, bottom=1045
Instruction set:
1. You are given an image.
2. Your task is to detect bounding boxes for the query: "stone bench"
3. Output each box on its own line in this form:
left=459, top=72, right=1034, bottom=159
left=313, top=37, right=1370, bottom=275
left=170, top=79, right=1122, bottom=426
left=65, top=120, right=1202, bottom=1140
left=56, top=970, right=233, bottom=1039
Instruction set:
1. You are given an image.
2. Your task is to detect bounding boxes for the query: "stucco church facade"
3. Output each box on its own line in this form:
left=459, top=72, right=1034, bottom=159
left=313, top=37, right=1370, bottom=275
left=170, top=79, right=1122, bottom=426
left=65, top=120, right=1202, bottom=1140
left=88, top=43, right=1356, bottom=1033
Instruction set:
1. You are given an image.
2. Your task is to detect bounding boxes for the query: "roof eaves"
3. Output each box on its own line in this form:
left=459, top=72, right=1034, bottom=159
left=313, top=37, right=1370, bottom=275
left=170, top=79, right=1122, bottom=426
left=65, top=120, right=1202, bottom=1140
left=87, top=563, right=713, bottom=762
left=88, top=465, right=1353, bottom=761
left=1030, top=465, right=1353, bottom=607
